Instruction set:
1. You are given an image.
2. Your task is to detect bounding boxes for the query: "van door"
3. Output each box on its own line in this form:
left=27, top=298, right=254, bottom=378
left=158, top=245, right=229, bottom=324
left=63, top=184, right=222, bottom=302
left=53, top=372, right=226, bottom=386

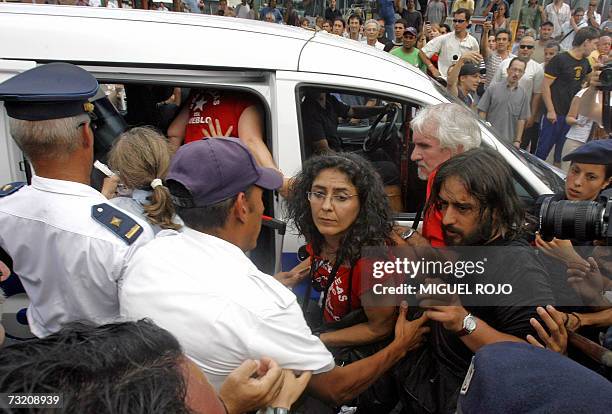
left=0, top=60, right=36, bottom=184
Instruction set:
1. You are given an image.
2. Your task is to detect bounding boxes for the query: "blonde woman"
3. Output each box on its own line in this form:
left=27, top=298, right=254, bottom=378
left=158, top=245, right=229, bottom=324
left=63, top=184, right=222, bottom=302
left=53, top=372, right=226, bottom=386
left=107, top=127, right=181, bottom=234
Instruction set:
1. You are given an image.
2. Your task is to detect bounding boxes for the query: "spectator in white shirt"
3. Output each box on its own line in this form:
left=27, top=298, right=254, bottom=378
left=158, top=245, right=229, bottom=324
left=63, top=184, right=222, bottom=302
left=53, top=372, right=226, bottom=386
left=544, top=0, right=571, bottom=38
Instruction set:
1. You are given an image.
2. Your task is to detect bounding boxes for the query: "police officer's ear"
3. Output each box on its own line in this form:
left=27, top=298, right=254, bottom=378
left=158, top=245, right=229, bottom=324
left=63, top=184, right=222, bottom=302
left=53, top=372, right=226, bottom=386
left=79, top=120, right=95, bottom=150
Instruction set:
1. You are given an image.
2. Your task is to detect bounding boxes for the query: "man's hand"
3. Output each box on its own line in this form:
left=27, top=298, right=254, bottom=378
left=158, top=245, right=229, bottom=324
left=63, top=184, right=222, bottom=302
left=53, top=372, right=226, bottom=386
left=526, top=115, right=536, bottom=128
left=526, top=305, right=568, bottom=354
left=101, top=175, right=120, bottom=199
left=393, top=225, right=431, bottom=247
left=269, top=370, right=312, bottom=409
left=274, top=258, right=311, bottom=288
left=219, top=358, right=284, bottom=414
left=0, top=260, right=10, bottom=282
left=535, top=234, right=583, bottom=265
left=483, top=20, right=493, bottom=32
left=546, top=110, right=557, bottom=123
left=202, top=118, right=234, bottom=138
left=462, top=51, right=483, bottom=63
left=567, top=257, right=609, bottom=305
left=392, top=302, right=430, bottom=354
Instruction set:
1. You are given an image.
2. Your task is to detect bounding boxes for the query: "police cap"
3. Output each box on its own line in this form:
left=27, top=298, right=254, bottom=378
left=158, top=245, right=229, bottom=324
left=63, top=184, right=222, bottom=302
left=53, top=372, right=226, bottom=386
left=457, top=342, right=612, bottom=413
left=562, top=139, right=612, bottom=165
left=0, top=62, right=98, bottom=121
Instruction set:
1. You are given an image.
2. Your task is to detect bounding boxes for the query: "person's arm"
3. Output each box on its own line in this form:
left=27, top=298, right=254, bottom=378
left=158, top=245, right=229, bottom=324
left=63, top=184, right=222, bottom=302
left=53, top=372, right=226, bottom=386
left=477, top=87, right=491, bottom=119
left=425, top=305, right=525, bottom=353
left=577, top=308, right=612, bottom=329
left=307, top=305, right=429, bottom=405
left=422, top=34, right=442, bottom=58
left=540, top=4, right=547, bottom=23
left=319, top=306, right=396, bottom=347
left=446, top=61, right=462, bottom=97
left=481, top=21, right=493, bottom=59
left=478, top=110, right=487, bottom=119
left=514, top=120, right=526, bottom=147
left=347, top=105, right=387, bottom=119
left=238, top=105, right=277, bottom=170
left=419, top=50, right=441, bottom=77
left=565, top=93, right=581, bottom=126
left=167, top=104, right=189, bottom=154
left=542, top=76, right=557, bottom=123
left=578, top=64, right=604, bottom=125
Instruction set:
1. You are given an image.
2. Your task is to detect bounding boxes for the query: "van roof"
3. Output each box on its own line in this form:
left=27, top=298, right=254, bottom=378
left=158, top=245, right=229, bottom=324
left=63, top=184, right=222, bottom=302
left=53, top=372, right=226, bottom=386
left=0, top=4, right=434, bottom=92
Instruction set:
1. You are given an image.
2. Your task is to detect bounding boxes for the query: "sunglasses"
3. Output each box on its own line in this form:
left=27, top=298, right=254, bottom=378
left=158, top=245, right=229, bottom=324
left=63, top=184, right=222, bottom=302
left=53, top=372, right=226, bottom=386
left=519, top=44, right=535, bottom=49
left=452, top=19, right=466, bottom=23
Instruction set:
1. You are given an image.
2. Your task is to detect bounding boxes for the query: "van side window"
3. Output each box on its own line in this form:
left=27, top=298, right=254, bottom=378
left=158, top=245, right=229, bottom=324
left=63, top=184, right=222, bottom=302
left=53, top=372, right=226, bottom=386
left=297, top=86, right=427, bottom=213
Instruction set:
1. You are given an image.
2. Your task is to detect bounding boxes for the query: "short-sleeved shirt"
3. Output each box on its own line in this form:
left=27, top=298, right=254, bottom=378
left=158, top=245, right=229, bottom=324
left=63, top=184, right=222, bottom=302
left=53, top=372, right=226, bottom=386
left=545, top=51, right=592, bottom=116
left=519, top=5, right=540, bottom=30
left=422, top=32, right=480, bottom=78
left=430, top=237, right=555, bottom=411
left=301, top=94, right=350, bottom=156
left=477, top=81, right=531, bottom=144
left=559, top=20, right=588, bottom=51
left=0, top=176, right=154, bottom=337
left=425, top=1, right=446, bottom=25
left=544, top=2, right=571, bottom=38
left=485, top=51, right=515, bottom=87
left=401, top=10, right=423, bottom=31
left=119, top=228, right=335, bottom=391
left=531, top=40, right=547, bottom=64
left=451, top=0, right=474, bottom=13
left=391, top=47, right=428, bottom=72
left=492, top=58, right=544, bottom=99
left=184, top=90, right=257, bottom=144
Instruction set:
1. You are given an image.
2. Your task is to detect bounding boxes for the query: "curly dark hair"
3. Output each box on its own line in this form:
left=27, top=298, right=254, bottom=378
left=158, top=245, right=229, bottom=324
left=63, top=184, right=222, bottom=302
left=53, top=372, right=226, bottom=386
left=285, top=153, right=394, bottom=265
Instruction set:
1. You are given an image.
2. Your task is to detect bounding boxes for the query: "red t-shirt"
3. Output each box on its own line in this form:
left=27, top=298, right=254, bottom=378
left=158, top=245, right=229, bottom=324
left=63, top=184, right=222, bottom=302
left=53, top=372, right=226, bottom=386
left=306, top=244, right=394, bottom=322
left=422, top=168, right=446, bottom=247
left=184, top=90, right=257, bottom=144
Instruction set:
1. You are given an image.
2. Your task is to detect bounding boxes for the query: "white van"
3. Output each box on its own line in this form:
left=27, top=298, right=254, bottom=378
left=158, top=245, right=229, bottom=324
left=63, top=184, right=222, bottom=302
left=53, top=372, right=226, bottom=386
left=0, top=4, right=564, bottom=340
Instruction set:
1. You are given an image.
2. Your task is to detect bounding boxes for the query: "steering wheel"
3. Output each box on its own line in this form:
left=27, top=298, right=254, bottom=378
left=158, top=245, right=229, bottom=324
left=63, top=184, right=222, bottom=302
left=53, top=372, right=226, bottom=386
left=362, top=105, right=400, bottom=153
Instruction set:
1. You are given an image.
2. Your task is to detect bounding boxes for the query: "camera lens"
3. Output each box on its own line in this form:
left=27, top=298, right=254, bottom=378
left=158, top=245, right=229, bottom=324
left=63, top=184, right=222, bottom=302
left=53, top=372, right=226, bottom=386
left=539, top=198, right=604, bottom=241
left=452, top=54, right=459, bottom=61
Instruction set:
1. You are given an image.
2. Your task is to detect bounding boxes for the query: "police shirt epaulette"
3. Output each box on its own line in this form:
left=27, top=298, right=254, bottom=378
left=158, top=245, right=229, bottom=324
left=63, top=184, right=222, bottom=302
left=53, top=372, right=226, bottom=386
left=91, top=203, right=144, bottom=245
left=0, top=182, right=25, bottom=197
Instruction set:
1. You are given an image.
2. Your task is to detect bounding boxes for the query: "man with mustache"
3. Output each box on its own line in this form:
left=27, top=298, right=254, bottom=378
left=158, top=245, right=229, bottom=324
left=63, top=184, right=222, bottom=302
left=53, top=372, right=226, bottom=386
left=406, top=103, right=481, bottom=247
left=411, top=148, right=554, bottom=412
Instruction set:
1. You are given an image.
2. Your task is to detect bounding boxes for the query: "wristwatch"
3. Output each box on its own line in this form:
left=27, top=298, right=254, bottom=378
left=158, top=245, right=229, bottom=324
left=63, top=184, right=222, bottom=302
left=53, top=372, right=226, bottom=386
left=258, top=408, right=289, bottom=414
left=400, top=228, right=415, bottom=241
left=456, top=313, right=477, bottom=337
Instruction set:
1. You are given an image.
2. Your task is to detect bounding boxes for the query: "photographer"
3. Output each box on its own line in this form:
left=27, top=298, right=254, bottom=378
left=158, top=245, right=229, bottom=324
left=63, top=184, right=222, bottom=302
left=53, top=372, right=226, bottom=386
left=536, top=140, right=612, bottom=305
left=446, top=51, right=483, bottom=110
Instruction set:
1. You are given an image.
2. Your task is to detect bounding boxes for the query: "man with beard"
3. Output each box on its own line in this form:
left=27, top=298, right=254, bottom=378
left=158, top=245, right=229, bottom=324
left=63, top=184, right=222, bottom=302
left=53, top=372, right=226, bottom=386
left=532, top=21, right=554, bottom=63
left=406, top=104, right=481, bottom=247
left=413, top=148, right=554, bottom=412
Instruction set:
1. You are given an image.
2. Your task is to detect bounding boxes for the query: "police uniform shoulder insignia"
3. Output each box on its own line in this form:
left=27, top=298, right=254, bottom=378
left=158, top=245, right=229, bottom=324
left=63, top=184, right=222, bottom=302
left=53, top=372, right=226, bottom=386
left=0, top=182, right=25, bottom=197
left=91, top=203, right=144, bottom=245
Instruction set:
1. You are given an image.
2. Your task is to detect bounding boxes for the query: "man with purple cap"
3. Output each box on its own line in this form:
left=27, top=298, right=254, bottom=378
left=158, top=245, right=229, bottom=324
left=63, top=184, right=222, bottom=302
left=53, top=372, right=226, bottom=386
left=119, top=138, right=429, bottom=408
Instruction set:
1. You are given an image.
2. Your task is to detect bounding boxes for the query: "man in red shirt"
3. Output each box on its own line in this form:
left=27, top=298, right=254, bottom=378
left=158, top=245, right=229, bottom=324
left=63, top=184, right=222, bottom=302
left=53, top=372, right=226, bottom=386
left=407, top=103, right=481, bottom=246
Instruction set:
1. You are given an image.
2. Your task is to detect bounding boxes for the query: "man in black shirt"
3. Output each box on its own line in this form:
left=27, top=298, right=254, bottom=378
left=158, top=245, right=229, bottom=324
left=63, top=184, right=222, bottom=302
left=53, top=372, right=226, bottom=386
left=400, top=0, right=423, bottom=33
left=536, top=27, right=599, bottom=166
left=324, top=0, right=342, bottom=23
left=409, top=148, right=554, bottom=412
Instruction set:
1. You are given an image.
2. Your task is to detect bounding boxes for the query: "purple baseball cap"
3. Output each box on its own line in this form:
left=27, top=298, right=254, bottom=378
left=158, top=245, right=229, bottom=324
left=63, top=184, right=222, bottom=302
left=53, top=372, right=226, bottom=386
left=167, top=138, right=283, bottom=207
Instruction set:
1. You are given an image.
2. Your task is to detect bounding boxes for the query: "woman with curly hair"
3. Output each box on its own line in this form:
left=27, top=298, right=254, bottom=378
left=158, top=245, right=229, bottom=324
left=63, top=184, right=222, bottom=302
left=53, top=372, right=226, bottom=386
left=285, top=153, right=399, bottom=347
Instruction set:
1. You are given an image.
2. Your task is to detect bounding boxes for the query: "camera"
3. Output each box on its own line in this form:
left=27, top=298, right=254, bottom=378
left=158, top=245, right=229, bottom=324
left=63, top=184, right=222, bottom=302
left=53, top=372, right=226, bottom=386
left=538, top=189, right=612, bottom=245
left=600, top=62, right=612, bottom=91
left=479, top=60, right=486, bottom=75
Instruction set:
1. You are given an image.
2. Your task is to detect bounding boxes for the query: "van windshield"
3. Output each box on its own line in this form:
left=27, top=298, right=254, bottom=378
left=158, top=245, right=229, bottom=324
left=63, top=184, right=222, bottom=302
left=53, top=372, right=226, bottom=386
left=432, top=82, right=565, bottom=195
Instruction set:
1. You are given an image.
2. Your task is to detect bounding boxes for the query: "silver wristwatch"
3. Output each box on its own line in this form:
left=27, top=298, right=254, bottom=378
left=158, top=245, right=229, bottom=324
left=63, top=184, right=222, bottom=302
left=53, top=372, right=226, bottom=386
left=456, top=313, right=477, bottom=337
left=257, top=408, right=289, bottom=414
left=400, top=228, right=415, bottom=241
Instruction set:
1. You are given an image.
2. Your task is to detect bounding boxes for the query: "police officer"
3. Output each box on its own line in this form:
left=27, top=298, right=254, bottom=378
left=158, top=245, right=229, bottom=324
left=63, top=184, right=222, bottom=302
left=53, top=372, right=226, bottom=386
left=0, top=63, right=153, bottom=338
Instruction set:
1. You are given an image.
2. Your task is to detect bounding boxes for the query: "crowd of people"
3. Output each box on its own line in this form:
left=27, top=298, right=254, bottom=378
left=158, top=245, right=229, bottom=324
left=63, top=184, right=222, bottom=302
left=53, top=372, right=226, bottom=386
left=131, top=0, right=612, bottom=170
left=0, top=1, right=612, bottom=414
